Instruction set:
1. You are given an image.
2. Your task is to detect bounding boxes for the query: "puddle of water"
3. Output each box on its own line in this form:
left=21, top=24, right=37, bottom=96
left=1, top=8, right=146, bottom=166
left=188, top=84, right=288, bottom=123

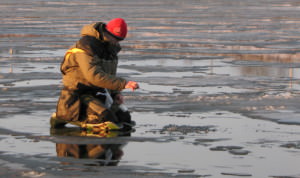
left=1, top=111, right=299, bottom=177
left=135, top=82, right=251, bottom=95
left=188, top=86, right=252, bottom=95
left=0, top=79, right=61, bottom=88
left=124, top=111, right=300, bottom=177
left=0, top=49, right=66, bottom=58
left=0, top=63, right=59, bottom=74
left=0, top=111, right=51, bottom=135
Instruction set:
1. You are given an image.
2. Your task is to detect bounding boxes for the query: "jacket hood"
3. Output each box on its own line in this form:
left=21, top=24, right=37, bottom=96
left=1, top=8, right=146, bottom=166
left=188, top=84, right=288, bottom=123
left=80, top=23, right=102, bottom=40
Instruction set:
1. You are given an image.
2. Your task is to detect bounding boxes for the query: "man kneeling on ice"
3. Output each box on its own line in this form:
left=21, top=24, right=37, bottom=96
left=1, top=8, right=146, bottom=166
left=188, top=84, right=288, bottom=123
left=52, top=18, right=139, bottom=130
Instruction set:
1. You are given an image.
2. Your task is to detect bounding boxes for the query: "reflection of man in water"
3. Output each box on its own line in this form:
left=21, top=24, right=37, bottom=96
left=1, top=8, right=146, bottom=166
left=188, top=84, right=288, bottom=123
left=51, top=127, right=130, bottom=166
left=54, top=18, right=139, bottom=127
left=56, top=143, right=124, bottom=166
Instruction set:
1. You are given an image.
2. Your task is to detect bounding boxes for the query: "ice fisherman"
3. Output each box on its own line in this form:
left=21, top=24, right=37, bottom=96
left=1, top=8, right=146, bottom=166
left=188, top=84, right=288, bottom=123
left=52, top=18, right=139, bottom=128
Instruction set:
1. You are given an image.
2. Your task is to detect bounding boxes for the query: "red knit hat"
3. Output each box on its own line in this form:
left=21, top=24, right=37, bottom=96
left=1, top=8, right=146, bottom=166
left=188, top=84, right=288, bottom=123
left=105, top=18, right=127, bottom=40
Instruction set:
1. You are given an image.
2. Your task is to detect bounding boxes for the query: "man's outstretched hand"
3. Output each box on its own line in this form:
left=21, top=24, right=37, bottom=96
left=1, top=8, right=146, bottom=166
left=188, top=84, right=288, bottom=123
left=125, top=81, right=139, bottom=91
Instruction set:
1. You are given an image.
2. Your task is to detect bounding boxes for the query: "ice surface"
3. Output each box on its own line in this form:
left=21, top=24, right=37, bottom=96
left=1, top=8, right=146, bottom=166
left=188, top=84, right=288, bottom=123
left=1, top=0, right=300, bottom=177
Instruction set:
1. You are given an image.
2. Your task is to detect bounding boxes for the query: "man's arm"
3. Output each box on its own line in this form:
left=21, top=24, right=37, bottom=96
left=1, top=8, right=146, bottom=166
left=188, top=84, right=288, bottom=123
left=76, top=52, right=127, bottom=91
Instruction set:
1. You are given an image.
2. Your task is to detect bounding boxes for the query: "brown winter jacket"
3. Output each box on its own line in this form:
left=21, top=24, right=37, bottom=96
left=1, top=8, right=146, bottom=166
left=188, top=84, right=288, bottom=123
left=56, top=22, right=127, bottom=121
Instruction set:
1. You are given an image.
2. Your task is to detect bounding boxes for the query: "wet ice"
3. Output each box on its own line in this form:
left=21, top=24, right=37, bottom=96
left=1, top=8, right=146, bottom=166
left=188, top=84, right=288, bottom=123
left=1, top=0, right=300, bottom=177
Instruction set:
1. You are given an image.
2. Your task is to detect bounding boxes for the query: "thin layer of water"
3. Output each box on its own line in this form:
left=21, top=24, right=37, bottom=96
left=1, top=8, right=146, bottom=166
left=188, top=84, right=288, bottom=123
left=1, top=0, right=300, bottom=177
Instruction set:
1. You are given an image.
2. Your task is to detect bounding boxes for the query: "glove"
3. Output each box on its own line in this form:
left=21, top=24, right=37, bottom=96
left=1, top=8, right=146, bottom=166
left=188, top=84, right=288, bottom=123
left=125, top=81, right=139, bottom=91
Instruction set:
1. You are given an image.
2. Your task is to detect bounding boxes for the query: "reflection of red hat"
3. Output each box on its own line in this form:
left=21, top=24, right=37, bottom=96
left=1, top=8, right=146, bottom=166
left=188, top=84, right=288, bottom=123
left=105, top=18, right=127, bottom=40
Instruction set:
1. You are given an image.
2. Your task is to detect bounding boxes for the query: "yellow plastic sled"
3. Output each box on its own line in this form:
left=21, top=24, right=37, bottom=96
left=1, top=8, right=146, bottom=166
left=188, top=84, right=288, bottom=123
left=50, top=112, right=122, bottom=132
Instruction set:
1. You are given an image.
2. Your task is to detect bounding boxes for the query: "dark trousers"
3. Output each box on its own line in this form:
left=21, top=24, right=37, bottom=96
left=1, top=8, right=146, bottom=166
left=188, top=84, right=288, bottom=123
left=80, top=94, right=119, bottom=123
